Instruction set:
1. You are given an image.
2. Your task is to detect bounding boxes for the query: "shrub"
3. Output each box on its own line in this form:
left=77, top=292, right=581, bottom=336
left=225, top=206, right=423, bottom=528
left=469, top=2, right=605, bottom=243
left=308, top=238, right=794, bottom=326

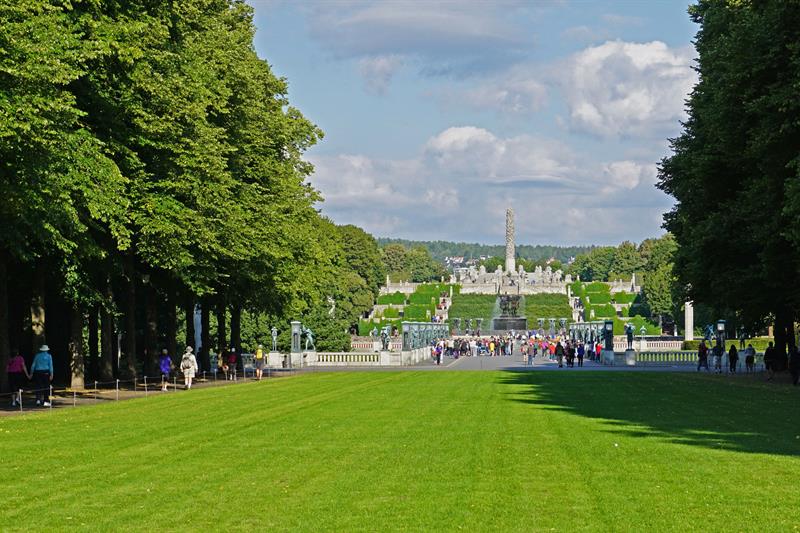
left=448, top=294, right=496, bottom=323
left=377, top=292, right=406, bottom=305
left=570, top=281, right=585, bottom=297
left=408, top=293, right=436, bottom=305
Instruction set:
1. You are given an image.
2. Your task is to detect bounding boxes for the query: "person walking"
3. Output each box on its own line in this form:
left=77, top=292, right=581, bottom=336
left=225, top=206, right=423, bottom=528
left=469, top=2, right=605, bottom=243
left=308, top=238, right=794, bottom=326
left=6, top=349, right=30, bottom=406
left=254, top=344, right=265, bottom=380
left=712, top=342, right=724, bottom=374
left=227, top=348, right=237, bottom=380
left=159, top=349, right=173, bottom=392
left=180, top=346, right=198, bottom=390
left=697, top=340, right=709, bottom=372
left=764, top=341, right=776, bottom=381
left=30, top=345, right=54, bottom=407
left=555, top=342, right=565, bottom=368
left=744, top=343, right=756, bottom=373
left=577, top=343, right=585, bottom=367
left=728, top=345, right=739, bottom=374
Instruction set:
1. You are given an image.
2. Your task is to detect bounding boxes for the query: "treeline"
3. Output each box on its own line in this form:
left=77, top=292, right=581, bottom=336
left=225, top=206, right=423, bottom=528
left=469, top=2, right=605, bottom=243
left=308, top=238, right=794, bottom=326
left=0, top=1, right=383, bottom=391
left=567, top=235, right=677, bottom=326
left=380, top=244, right=447, bottom=283
left=659, top=2, right=800, bottom=355
left=376, top=239, right=594, bottom=264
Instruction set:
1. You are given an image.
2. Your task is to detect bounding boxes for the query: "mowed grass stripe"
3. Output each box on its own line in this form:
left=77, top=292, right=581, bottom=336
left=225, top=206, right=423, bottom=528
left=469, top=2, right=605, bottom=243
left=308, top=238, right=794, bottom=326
left=1, top=371, right=799, bottom=531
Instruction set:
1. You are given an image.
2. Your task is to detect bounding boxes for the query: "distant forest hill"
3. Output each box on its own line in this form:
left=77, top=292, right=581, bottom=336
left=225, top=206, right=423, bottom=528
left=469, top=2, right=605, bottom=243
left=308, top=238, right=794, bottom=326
left=376, top=238, right=595, bottom=263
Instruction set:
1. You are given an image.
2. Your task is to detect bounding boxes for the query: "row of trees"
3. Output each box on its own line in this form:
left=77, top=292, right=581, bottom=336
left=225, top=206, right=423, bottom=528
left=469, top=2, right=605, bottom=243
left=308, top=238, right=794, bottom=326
left=380, top=244, right=447, bottom=283
left=376, top=238, right=594, bottom=264
left=659, top=1, right=800, bottom=355
left=0, top=1, right=383, bottom=391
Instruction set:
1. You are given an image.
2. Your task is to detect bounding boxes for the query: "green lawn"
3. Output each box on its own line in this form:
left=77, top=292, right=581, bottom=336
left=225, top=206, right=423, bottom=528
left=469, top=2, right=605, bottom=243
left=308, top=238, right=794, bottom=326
left=2, top=371, right=799, bottom=531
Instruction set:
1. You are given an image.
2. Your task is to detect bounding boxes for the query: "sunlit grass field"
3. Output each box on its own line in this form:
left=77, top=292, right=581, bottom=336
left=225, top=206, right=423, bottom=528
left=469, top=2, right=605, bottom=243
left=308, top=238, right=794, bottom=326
left=2, top=371, right=798, bottom=531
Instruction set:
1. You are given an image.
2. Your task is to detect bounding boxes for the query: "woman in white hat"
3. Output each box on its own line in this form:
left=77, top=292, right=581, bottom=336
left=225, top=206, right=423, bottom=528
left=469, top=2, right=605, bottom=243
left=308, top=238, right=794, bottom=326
left=179, top=346, right=198, bottom=390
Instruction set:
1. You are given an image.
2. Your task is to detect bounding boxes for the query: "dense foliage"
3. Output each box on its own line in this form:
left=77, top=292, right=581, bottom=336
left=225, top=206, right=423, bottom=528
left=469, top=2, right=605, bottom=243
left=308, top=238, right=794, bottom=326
left=658, top=1, right=800, bottom=354
left=380, top=243, right=447, bottom=282
left=0, top=0, right=383, bottom=389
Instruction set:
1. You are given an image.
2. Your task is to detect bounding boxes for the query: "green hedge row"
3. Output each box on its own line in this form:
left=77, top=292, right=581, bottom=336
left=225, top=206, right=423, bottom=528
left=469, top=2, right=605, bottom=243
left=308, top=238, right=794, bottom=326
left=588, top=304, right=617, bottom=318
left=358, top=319, right=403, bottom=336
left=404, top=304, right=435, bottom=321
left=525, top=293, right=569, bottom=306
left=448, top=294, right=496, bottom=323
left=408, top=293, right=437, bottom=305
left=585, top=282, right=610, bottom=294
left=613, top=316, right=660, bottom=335
left=627, top=303, right=651, bottom=318
left=612, top=292, right=637, bottom=304
left=377, top=292, right=406, bottom=305
left=585, top=293, right=611, bottom=304
left=682, top=338, right=773, bottom=351
left=381, top=307, right=401, bottom=318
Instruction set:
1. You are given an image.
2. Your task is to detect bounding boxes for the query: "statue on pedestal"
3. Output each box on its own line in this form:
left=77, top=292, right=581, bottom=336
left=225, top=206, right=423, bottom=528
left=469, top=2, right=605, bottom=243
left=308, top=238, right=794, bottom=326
left=302, top=326, right=315, bottom=351
left=625, top=323, right=634, bottom=350
left=271, top=326, right=278, bottom=352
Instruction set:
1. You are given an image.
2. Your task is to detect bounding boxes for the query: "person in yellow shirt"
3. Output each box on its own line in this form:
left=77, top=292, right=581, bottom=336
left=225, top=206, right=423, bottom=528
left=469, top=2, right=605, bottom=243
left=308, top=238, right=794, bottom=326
left=254, top=344, right=265, bottom=381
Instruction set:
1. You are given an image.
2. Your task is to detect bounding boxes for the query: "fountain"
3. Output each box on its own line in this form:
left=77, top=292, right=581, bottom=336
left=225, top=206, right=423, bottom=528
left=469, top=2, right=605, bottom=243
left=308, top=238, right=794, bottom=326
left=491, top=294, right=528, bottom=331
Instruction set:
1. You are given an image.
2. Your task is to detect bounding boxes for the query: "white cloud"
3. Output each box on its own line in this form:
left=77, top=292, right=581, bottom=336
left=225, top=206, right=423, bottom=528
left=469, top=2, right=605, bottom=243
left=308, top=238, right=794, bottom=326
left=559, top=40, right=696, bottom=137
left=308, top=126, right=671, bottom=244
left=358, top=55, right=403, bottom=95
left=306, top=1, right=537, bottom=89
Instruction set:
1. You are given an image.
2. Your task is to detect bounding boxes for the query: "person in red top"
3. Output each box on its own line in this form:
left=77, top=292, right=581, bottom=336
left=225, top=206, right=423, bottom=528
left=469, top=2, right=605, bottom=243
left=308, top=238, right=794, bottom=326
left=595, top=342, right=602, bottom=360
left=227, top=348, right=237, bottom=380
left=6, top=349, right=30, bottom=407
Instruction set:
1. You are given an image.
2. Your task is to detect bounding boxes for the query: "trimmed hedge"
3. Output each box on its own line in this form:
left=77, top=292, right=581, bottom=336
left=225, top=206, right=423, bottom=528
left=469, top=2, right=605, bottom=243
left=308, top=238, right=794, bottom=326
left=611, top=292, right=637, bottom=304
left=381, top=307, right=400, bottom=318
left=358, top=319, right=402, bottom=336
left=404, top=304, right=434, bottom=320
left=408, top=293, right=437, bottom=305
left=448, top=294, right=496, bottom=323
left=613, top=316, right=660, bottom=335
left=588, top=304, right=617, bottom=319
left=586, top=293, right=611, bottom=304
left=585, top=282, right=610, bottom=294
left=682, top=338, right=773, bottom=352
left=377, top=292, right=406, bottom=305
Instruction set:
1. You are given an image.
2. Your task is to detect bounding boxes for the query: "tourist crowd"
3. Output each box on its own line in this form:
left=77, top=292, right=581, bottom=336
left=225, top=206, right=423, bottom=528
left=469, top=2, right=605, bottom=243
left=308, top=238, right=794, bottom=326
left=428, top=334, right=604, bottom=369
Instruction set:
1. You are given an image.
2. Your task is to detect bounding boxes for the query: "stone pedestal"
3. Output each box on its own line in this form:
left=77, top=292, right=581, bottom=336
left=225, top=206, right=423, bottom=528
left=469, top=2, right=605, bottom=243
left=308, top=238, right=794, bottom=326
left=624, top=349, right=636, bottom=366
left=601, top=349, right=615, bottom=365
left=639, top=337, right=648, bottom=352
left=372, top=341, right=381, bottom=353
left=267, top=351, right=283, bottom=367
left=303, top=351, right=317, bottom=366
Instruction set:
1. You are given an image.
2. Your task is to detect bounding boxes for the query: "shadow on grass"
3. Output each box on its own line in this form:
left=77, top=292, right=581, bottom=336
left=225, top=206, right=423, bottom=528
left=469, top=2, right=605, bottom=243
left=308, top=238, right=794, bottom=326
left=499, top=370, right=800, bottom=457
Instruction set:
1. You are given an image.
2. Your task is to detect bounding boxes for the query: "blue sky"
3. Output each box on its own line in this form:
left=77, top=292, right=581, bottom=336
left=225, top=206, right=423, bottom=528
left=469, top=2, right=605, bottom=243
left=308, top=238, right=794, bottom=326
left=249, top=1, right=698, bottom=246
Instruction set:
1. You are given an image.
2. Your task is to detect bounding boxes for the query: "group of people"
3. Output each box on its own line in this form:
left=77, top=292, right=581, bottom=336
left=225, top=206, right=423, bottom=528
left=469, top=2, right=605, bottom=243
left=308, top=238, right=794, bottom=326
left=6, top=345, right=55, bottom=406
left=696, top=340, right=800, bottom=385
left=427, top=334, right=603, bottom=369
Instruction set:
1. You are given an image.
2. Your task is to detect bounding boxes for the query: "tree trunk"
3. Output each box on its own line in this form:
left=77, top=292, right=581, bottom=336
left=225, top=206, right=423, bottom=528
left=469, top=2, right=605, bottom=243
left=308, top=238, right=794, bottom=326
left=200, top=302, right=210, bottom=372
left=184, top=297, right=195, bottom=357
left=99, top=278, right=114, bottom=382
left=69, top=305, right=85, bottom=389
left=88, top=305, right=99, bottom=382
left=144, top=285, right=158, bottom=377
left=774, top=307, right=790, bottom=371
left=165, top=291, right=177, bottom=365
left=122, top=257, right=137, bottom=379
left=0, top=253, right=9, bottom=392
left=215, top=297, right=227, bottom=355
left=230, top=303, right=242, bottom=372
left=31, top=263, right=46, bottom=351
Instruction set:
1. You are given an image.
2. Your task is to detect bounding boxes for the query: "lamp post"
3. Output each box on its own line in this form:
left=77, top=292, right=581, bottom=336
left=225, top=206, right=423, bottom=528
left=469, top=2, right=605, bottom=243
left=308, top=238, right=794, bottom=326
left=716, top=319, right=726, bottom=347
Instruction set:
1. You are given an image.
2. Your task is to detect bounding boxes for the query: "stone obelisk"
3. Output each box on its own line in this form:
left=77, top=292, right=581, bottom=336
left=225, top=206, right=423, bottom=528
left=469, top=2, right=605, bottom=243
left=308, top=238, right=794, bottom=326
left=505, top=208, right=515, bottom=274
